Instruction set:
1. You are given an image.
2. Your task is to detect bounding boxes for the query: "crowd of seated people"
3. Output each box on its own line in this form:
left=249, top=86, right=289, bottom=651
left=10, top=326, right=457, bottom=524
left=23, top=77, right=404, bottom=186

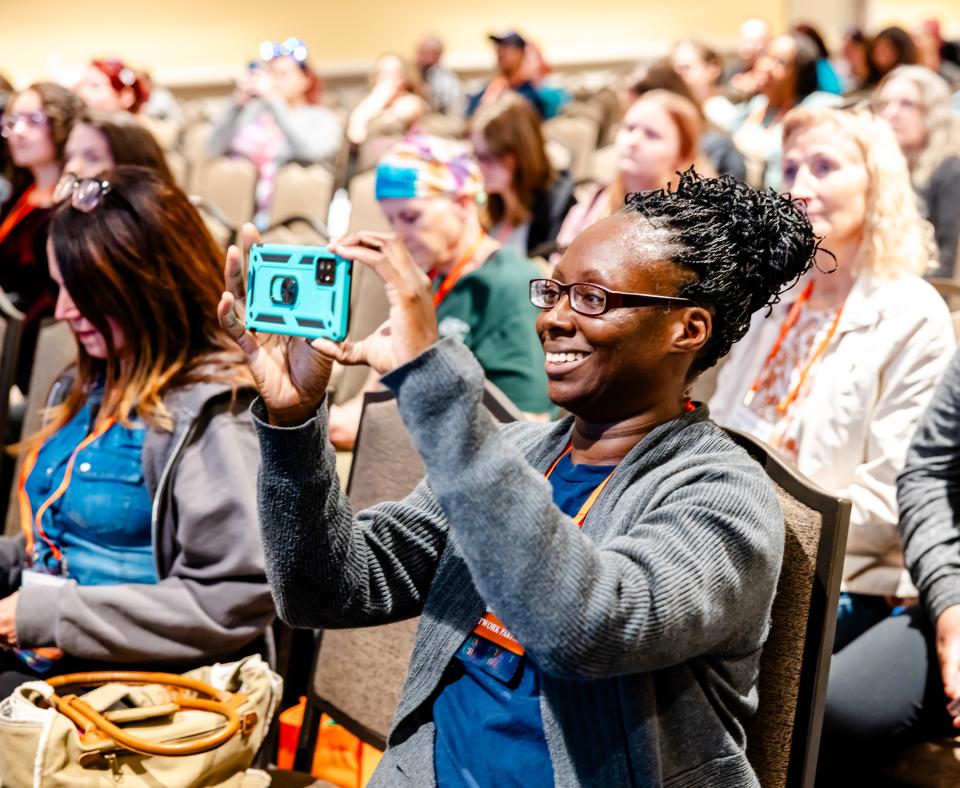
left=209, top=38, right=343, bottom=227
left=0, top=13, right=959, bottom=785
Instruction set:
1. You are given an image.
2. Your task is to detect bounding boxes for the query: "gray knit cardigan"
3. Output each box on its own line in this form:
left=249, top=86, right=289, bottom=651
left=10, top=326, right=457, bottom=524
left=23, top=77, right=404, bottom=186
left=254, top=338, right=784, bottom=787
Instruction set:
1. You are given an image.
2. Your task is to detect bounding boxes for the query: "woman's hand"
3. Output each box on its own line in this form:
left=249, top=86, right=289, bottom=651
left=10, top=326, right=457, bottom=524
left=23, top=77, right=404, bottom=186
left=321, top=232, right=438, bottom=375
left=218, top=223, right=335, bottom=427
left=936, top=604, right=960, bottom=726
left=0, top=592, right=18, bottom=648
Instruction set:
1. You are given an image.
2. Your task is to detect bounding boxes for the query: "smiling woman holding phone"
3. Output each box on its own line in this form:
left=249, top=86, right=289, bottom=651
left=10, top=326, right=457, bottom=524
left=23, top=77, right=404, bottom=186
left=219, top=170, right=817, bottom=787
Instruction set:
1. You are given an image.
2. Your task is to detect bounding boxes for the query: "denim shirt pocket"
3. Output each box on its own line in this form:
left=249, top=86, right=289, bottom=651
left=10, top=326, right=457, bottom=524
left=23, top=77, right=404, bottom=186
left=60, top=447, right=151, bottom=547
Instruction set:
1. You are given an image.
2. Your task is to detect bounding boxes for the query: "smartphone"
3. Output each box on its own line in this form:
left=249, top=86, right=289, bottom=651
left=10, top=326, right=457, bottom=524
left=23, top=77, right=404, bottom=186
left=245, top=243, right=352, bottom=342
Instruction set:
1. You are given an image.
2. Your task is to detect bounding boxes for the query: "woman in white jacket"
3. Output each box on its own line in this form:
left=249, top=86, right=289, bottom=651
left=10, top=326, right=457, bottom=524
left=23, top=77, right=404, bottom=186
left=710, top=107, right=955, bottom=651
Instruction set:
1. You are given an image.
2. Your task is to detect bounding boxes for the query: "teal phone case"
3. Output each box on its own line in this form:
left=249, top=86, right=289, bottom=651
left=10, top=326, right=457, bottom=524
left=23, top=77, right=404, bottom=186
left=245, top=243, right=352, bottom=342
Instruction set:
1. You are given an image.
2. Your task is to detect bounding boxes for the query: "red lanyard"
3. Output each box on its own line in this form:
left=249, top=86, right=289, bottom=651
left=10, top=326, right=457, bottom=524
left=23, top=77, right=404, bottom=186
left=472, top=441, right=618, bottom=656
left=0, top=186, right=38, bottom=246
left=745, top=281, right=844, bottom=414
left=432, top=233, right=487, bottom=308
left=18, top=417, right=117, bottom=565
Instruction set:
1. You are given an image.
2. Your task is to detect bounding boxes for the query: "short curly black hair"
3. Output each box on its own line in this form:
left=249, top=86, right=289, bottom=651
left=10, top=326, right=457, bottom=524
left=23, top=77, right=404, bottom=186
left=623, top=168, right=819, bottom=378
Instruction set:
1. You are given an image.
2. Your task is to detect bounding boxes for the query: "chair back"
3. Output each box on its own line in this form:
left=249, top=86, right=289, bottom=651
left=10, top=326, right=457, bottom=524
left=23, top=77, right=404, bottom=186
left=331, top=171, right=393, bottom=405
left=270, top=163, right=335, bottom=227
left=0, top=291, right=24, bottom=446
left=543, top=116, right=600, bottom=181
left=5, top=320, right=77, bottom=536
left=587, top=144, right=617, bottom=184
left=191, top=156, right=257, bottom=228
left=181, top=121, right=212, bottom=190
left=725, top=428, right=851, bottom=788
left=346, top=170, right=391, bottom=234
left=294, top=385, right=521, bottom=764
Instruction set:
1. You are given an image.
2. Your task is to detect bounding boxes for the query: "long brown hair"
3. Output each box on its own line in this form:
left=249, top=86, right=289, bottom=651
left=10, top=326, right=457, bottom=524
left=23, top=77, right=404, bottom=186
left=472, top=91, right=554, bottom=227
left=30, top=166, right=248, bottom=447
left=77, top=108, right=174, bottom=181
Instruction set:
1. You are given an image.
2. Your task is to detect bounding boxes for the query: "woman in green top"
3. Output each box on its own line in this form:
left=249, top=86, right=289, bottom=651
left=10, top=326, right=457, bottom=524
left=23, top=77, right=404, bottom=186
left=329, top=134, right=551, bottom=447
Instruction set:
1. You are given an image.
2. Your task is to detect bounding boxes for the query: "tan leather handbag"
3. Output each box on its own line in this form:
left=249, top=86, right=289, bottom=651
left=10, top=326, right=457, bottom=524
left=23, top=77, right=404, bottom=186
left=0, top=655, right=280, bottom=787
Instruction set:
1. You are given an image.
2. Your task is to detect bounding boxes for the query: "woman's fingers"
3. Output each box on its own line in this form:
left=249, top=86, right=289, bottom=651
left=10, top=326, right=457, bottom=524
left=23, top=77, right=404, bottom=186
left=224, top=244, right=246, bottom=300
left=218, top=291, right=259, bottom=357
left=331, top=235, right=425, bottom=294
left=311, top=336, right=369, bottom=366
left=240, top=222, right=261, bottom=258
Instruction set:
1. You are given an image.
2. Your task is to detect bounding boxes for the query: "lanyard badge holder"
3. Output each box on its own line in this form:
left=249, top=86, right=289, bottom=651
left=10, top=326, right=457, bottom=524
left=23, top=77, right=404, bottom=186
left=466, top=443, right=617, bottom=670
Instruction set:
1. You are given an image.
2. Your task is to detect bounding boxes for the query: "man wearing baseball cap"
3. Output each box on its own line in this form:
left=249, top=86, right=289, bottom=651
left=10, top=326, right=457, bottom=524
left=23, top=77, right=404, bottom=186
left=466, top=30, right=546, bottom=118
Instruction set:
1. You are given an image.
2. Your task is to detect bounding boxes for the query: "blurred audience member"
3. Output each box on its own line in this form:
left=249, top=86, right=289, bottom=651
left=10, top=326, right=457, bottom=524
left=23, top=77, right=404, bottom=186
left=839, top=28, right=873, bottom=94
left=347, top=53, right=429, bottom=147
left=471, top=92, right=574, bottom=257
left=467, top=32, right=546, bottom=118
left=415, top=35, right=465, bottom=117
left=636, top=59, right=744, bottom=180
left=74, top=60, right=179, bottom=149
left=869, top=26, right=919, bottom=84
left=62, top=108, right=172, bottom=181
left=555, top=91, right=701, bottom=257
left=519, top=41, right=570, bottom=119
left=0, top=73, right=15, bottom=207
left=712, top=108, right=953, bottom=655
left=914, top=20, right=960, bottom=87
left=75, top=59, right=150, bottom=114
left=0, top=83, right=82, bottom=387
left=672, top=40, right=738, bottom=130
left=793, top=22, right=844, bottom=94
left=727, top=17, right=772, bottom=95
left=209, top=38, right=342, bottom=227
left=327, top=135, right=551, bottom=447
left=733, top=33, right=842, bottom=190
left=816, top=348, right=960, bottom=784
left=875, top=66, right=960, bottom=276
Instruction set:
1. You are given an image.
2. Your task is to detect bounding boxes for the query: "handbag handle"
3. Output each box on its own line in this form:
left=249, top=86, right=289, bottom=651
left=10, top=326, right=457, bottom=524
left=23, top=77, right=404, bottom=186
left=43, top=671, right=258, bottom=759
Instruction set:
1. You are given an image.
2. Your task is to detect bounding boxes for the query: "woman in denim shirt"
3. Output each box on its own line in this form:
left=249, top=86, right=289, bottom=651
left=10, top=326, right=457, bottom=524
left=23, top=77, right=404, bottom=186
left=0, top=166, right=273, bottom=695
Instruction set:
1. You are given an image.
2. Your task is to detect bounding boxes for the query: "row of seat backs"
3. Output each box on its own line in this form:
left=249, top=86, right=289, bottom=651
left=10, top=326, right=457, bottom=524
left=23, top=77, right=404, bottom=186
left=174, top=110, right=603, bottom=250
left=2, top=320, right=78, bottom=536
left=294, top=386, right=851, bottom=788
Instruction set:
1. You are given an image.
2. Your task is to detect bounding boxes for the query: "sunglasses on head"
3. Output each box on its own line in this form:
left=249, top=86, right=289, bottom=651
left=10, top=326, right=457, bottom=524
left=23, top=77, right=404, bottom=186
left=0, top=111, right=48, bottom=138
left=529, top=278, right=694, bottom=317
left=259, top=37, right=309, bottom=64
left=53, top=173, right=113, bottom=213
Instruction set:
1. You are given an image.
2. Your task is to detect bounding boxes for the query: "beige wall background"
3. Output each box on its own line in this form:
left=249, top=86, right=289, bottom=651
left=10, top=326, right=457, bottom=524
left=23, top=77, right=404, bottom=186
left=1, top=0, right=956, bottom=89
left=4, top=0, right=785, bottom=88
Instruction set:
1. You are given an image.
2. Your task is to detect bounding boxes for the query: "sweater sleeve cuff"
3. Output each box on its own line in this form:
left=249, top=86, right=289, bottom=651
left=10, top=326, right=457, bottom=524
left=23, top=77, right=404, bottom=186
left=251, top=398, right=333, bottom=484
left=925, top=579, right=960, bottom=623
left=16, top=582, right=64, bottom=648
left=381, top=338, right=484, bottom=412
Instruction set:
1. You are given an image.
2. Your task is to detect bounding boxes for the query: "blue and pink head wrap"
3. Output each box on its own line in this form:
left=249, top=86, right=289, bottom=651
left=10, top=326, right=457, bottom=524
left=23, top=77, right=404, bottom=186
left=375, top=134, right=483, bottom=202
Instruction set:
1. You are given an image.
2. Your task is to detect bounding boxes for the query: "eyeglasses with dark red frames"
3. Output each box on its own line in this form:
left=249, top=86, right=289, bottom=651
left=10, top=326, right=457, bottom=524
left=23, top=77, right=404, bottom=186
left=529, top=278, right=694, bottom=317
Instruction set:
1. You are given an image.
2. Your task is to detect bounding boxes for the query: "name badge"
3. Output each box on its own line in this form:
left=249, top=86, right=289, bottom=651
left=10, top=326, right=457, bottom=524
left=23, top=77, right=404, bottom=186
left=21, top=569, right=69, bottom=589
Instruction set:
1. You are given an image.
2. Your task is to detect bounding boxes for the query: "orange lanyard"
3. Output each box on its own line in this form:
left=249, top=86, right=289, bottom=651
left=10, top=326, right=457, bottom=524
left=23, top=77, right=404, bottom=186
left=745, top=281, right=844, bottom=414
left=0, top=186, right=38, bottom=246
left=432, top=233, right=487, bottom=308
left=541, top=443, right=617, bottom=526
left=18, top=417, right=117, bottom=565
left=472, top=441, right=618, bottom=655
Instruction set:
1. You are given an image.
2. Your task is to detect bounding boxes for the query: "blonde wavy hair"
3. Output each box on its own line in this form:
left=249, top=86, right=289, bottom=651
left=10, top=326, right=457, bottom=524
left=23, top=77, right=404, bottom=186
left=782, top=106, right=936, bottom=278
left=874, top=65, right=960, bottom=186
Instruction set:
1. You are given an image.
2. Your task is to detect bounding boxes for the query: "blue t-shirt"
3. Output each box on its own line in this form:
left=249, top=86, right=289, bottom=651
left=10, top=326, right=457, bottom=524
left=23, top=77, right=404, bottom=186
left=433, top=452, right=615, bottom=787
left=23, top=390, right=156, bottom=585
